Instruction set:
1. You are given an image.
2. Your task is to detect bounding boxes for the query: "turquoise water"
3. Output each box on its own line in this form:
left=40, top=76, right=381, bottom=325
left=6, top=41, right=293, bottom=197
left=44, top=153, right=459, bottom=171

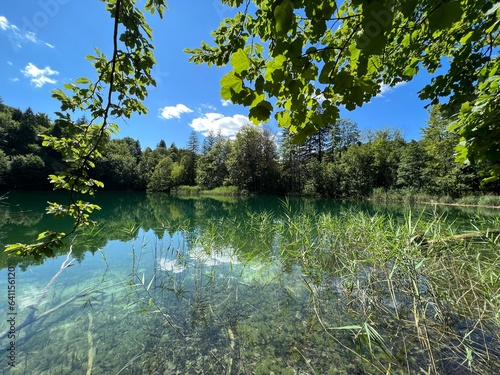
left=0, top=192, right=498, bottom=374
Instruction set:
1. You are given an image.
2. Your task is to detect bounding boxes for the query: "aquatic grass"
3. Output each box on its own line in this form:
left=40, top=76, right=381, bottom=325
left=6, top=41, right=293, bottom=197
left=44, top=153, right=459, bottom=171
left=226, top=204, right=499, bottom=373
left=282, top=209, right=500, bottom=374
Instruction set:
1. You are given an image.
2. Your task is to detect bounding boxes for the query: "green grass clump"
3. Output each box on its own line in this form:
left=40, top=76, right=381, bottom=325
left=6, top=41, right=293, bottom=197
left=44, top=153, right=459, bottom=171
left=173, top=185, right=202, bottom=195
left=202, top=186, right=239, bottom=196
left=457, top=195, right=480, bottom=205
left=478, top=194, right=500, bottom=207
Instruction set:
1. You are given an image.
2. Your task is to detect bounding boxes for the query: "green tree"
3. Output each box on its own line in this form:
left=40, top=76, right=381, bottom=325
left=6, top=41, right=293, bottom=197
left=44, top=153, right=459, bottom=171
left=186, top=1, right=500, bottom=179
left=227, top=125, right=279, bottom=193
left=338, top=143, right=375, bottom=198
left=7, top=154, right=47, bottom=189
left=94, top=138, right=140, bottom=190
left=187, top=130, right=200, bottom=155
left=136, top=147, right=162, bottom=189
left=331, top=119, right=360, bottom=159
left=421, top=106, right=477, bottom=196
left=148, top=156, right=174, bottom=192
left=171, top=159, right=187, bottom=187
left=367, top=129, right=406, bottom=191
left=196, top=133, right=231, bottom=190
left=397, top=140, right=427, bottom=190
left=0, top=149, right=9, bottom=186
left=157, top=139, right=167, bottom=149
left=184, top=130, right=200, bottom=185
left=279, top=128, right=305, bottom=194
left=201, top=130, right=216, bottom=154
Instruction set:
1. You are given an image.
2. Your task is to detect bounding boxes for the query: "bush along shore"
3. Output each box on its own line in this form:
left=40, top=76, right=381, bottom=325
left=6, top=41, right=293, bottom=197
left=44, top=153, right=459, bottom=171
left=371, top=188, right=500, bottom=208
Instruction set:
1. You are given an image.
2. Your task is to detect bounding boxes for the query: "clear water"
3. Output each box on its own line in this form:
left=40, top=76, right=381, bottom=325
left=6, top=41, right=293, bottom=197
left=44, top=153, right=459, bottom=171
left=0, top=192, right=498, bottom=374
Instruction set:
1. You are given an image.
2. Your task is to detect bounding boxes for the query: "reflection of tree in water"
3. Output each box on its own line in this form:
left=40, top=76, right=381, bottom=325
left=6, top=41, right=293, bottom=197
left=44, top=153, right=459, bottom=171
left=3, top=192, right=499, bottom=271
left=0, top=200, right=47, bottom=270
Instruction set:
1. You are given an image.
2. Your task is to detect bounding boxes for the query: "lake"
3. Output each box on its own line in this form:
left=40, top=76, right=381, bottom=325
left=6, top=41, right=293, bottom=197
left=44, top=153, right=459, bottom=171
left=0, top=191, right=499, bottom=374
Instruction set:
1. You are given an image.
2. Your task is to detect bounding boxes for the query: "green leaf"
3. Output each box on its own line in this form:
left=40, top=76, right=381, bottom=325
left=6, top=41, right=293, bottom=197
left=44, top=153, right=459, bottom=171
left=333, top=71, right=354, bottom=94
left=403, top=65, right=418, bottom=77
left=428, top=2, right=463, bottom=32
left=400, top=0, right=418, bottom=18
left=230, top=48, right=249, bottom=74
left=303, top=63, right=318, bottom=81
left=220, top=72, right=243, bottom=100
left=249, top=100, right=273, bottom=124
left=265, top=55, right=287, bottom=83
left=276, top=110, right=292, bottom=130
left=332, top=325, right=363, bottom=330
left=75, top=77, right=91, bottom=85
left=319, top=61, right=335, bottom=84
left=274, top=0, right=294, bottom=36
left=358, top=33, right=387, bottom=55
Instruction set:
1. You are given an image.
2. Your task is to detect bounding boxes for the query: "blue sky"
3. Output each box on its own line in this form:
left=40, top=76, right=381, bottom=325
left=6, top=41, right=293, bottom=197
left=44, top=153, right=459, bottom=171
left=1, top=0, right=434, bottom=149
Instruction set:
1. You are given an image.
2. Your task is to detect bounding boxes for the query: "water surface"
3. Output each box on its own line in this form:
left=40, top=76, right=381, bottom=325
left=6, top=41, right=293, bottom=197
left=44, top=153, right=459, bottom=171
left=0, top=191, right=498, bottom=374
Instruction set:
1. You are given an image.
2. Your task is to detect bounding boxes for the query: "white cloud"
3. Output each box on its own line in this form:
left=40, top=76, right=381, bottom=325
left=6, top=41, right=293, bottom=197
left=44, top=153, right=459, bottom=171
left=0, top=16, right=9, bottom=30
left=45, top=42, right=55, bottom=49
left=7, top=61, right=13, bottom=66
left=377, top=81, right=407, bottom=98
left=313, top=93, right=326, bottom=102
left=21, top=62, right=59, bottom=88
left=159, top=104, right=193, bottom=120
left=221, top=99, right=232, bottom=107
left=190, top=113, right=249, bottom=137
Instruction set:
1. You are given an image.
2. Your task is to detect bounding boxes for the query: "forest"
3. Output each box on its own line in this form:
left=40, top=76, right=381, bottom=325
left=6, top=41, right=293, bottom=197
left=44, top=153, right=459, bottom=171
left=1, top=97, right=499, bottom=200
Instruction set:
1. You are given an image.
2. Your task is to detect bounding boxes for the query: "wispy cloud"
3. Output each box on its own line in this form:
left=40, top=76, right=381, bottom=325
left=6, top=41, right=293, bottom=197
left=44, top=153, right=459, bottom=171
left=190, top=113, right=249, bottom=137
left=200, top=103, right=217, bottom=111
left=21, top=63, right=59, bottom=88
left=159, top=104, right=193, bottom=120
left=221, top=99, right=232, bottom=107
left=0, top=15, right=52, bottom=50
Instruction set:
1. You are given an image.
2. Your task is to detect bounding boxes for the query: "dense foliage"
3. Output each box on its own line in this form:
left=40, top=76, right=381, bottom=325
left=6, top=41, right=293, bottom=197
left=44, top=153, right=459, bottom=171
left=186, top=0, right=500, bottom=181
left=1, top=100, right=499, bottom=199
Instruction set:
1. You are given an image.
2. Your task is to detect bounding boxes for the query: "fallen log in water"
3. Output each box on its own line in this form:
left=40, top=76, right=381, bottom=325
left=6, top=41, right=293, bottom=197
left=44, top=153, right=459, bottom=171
left=416, top=230, right=500, bottom=246
left=0, top=286, right=94, bottom=341
left=86, top=311, right=96, bottom=375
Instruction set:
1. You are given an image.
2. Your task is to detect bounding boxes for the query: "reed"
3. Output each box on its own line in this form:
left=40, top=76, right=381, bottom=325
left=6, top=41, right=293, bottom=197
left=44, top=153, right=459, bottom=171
left=272, top=209, right=500, bottom=374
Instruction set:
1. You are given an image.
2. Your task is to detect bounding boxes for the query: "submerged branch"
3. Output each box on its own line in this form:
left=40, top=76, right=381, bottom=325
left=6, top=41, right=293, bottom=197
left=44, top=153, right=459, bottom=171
left=420, top=229, right=500, bottom=246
